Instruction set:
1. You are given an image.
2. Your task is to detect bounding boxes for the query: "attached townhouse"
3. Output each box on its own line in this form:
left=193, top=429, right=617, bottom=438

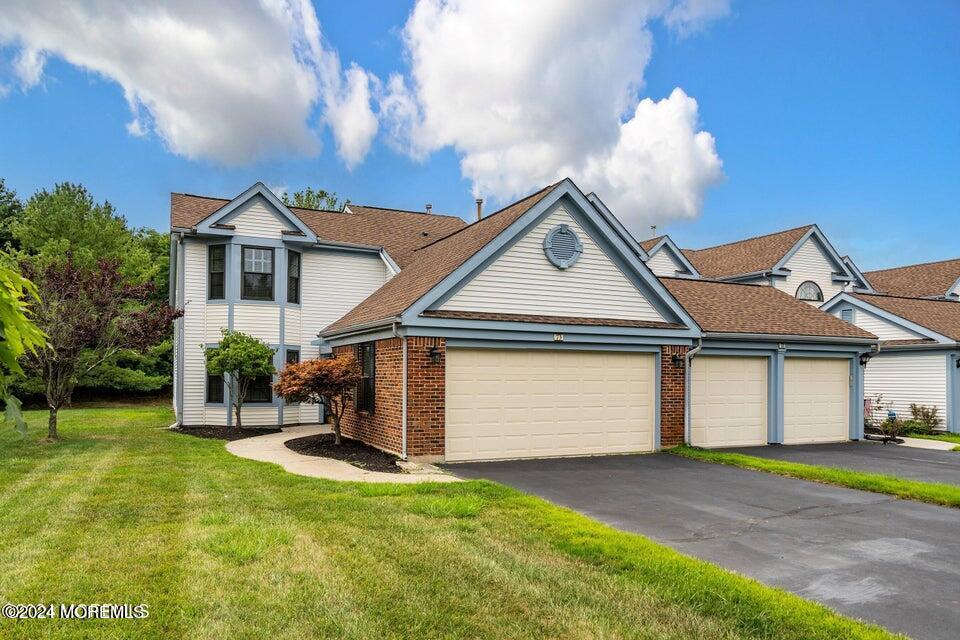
left=822, top=258, right=960, bottom=433
left=169, top=180, right=878, bottom=461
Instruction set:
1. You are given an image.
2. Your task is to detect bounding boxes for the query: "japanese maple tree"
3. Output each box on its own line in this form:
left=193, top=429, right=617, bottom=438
left=22, top=255, right=180, bottom=440
left=274, top=354, right=360, bottom=445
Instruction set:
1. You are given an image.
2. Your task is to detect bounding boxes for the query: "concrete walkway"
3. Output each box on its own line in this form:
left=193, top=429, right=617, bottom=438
left=226, top=425, right=459, bottom=483
left=900, top=436, right=957, bottom=451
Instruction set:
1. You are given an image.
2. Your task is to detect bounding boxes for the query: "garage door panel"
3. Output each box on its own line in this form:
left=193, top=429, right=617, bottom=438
left=691, top=356, right=768, bottom=448
left=784, top=358, right=849, bottom=444
left=445, top=348, right=655, bottom=461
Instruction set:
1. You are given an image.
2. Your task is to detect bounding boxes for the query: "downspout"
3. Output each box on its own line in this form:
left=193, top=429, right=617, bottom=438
left=393, top=322, right=408, bottom=460
left=683, top=338, right=703, bottom=444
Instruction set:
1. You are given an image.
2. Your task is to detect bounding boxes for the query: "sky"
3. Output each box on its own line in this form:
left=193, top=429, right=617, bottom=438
left=0, top=0, right=956, bottom=271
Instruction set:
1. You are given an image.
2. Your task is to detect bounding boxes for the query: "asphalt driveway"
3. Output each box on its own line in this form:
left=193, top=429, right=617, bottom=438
left=449, top=454, right=960, bottom=640
left=725, top=440, right=960, bottom=485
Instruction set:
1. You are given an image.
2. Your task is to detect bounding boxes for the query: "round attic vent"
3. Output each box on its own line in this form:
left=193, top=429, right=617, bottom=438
left=543, top=224, right=583, bottom=269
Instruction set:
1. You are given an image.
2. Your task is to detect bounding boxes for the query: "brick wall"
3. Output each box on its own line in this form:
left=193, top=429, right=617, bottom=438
left=333, top=337, right=446, bottom=460
left=334, top=338, right=403, bottom=455
left=660, top=345, right=688, bottom=448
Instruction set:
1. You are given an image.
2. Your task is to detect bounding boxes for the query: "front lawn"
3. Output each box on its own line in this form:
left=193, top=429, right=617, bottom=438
left=671, top=445, right=960, bottom=508
left=0, top=406, right=897, bottom=639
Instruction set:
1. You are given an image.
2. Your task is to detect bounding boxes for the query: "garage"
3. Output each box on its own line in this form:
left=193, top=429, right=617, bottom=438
left=690, top=356, right=768, bottom=447
left=783, top=357, right=849, bottom=444
left=445, top=348, right=655, bottom=462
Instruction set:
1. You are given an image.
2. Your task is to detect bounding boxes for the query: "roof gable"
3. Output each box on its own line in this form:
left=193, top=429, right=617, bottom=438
left=823, top=293, right=960, bottom=343
left=841, top=256, right=875, bottom=292
left=324, top=179, right=700, bottom=335
left=864, top=257, right=960, bottom=299
left=193, top=182, right=318, bottom=242
left=682, top=224, right=853, bottom=283
left=643, top=235, right=700, bottom=278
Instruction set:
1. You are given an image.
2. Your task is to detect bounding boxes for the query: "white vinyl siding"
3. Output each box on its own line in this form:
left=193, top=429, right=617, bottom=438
left=773, top=238, right=844, bottom=304
left=691, top=356, right=768, bottom=447
left=205, top=305, right=228, bottom=343
left=646, top=248, right=683, bottom=277
left=227, top=197, right=295, bottom=239
left=783, top=358, right=850, bottom=444
left=445, top=349, right=655, bottom=461
left=233, top=305, right=280, bottom=343
left=837, top=307, right=922, bottom=341
left=864, top=353, right=948, bottom=423
left=441, top=206, right=665, bottom=322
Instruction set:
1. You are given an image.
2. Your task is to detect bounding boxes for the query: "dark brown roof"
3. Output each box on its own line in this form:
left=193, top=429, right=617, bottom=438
left=879, top=338, right=937, bottom=347
left=422, top=310, right=685, bottom=330
left=323, top=183, right=560, bottom=333
left=864, top=257, right=960, bottom=299
left=170, top=193, right=466, bottom=268
left=661, top=278, right=876, bottom=339
left=850, top=293, right=960, bottom=342
left=682, top=225, right=813, bottom=279
left=639, top=235, right=665, bottom=251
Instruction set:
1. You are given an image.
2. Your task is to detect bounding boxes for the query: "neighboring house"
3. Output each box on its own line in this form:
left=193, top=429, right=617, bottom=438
left=680, top=225, right=858, bottom=304
left=823, top=269, right=960, bottom=433
left=168, top=183, right=466, bottom=428
left=864, top=257, right=960, bottom=300
left=170, top=179, right=877, bottom=461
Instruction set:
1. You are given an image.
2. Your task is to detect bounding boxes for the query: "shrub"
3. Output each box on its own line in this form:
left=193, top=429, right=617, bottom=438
left=908, top=404, right=940, bottom=434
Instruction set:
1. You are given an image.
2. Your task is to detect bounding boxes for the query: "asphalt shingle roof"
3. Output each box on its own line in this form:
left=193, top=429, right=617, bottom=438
left=682, top=225, right=813, bottom=279
left=170, top=193, right=467, bottom=268
left=661, top=277, right=876, bottom=339
left=864, top=258, right=960, bottom=299
left=850, top=293, right=960, bottom=342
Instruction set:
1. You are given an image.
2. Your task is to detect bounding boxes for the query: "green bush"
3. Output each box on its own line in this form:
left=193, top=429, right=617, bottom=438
left=908, top=404, right=940, bottom=434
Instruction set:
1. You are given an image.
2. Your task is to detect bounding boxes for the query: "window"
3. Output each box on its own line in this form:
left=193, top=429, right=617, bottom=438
left=208, top=245, right=225, bottom=300
left=285, top=349, right=300, bottom=365
left=242, top=246, right=274, bottom=300
left=356, top=342, right=376, bottom=413
left=206, top=373, right=224, bottom=404
left=841, top=308, right=855, bottom=323
left=796, top=280, right=823, bottom=302
left=246, top=375, right=273, bottom=403
left=287, top=251, right=301, bottom=304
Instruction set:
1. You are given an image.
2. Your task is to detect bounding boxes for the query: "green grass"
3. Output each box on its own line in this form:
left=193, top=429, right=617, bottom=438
left=0, top=406, right=899, bottom=640
left=906, top=431, right=960, bottom=445
left=671, top=445, right=960, bottom=508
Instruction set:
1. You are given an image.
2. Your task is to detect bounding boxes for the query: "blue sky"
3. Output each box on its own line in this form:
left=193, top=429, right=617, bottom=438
left=0, top=1, right=956, bottom=270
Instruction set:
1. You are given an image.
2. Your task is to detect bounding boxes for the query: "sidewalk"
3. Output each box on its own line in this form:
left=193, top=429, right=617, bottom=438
left=225, top=424, right=459, bottom=483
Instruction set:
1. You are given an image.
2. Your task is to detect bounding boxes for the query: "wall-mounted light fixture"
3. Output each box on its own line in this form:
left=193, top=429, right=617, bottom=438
left=859, top=353, right=872, bottom=366
left=671, top=354, right=684, bottom=367
left=428, top=346, right=442, bottom=364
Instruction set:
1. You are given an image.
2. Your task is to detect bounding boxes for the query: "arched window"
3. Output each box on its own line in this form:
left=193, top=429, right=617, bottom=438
left=796, top=280, right=823, bottom=302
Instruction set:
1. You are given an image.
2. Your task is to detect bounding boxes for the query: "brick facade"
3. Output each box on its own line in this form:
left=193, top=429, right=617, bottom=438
left=659, top=345, right=688, bottom=448
left=336, top=339, right=688, bottom=459
left=334, top=337, right=446, bottom=460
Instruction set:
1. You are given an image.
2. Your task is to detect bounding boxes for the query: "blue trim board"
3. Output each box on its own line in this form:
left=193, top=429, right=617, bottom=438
left=773, top=225, right=855, bottom=283
left=444, top=339, right=664, bottom=353
left=175, top=235, right=185, bottom=425
left=194, top=183, right=318, bottom=242
left=584, top=191, right=650, bottom=261
left=644, top=235, right=701, bottom=278
left=654, top=350, right=662, bottom=451
left=948, top=353, right=959, bottom=434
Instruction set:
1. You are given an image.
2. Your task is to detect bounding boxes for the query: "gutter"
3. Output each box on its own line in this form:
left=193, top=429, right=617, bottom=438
left=321, top=317, right=400, bottom=341
left=703, top=331, right=878, bottom=346
left=683, top=337, right=703, bottom=444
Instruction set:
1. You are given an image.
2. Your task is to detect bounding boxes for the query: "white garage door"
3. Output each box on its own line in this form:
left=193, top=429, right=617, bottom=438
left=690, top=356, right=768, bottom=448
left=445, top=348, right=655, bottom=462
left=784, top=358, right=849, bottom=444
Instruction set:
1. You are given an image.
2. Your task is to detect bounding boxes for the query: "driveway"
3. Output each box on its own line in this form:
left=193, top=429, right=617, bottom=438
left=449, top=454, right=960, bottom=640
left=725, top=440, right=960, bottom=485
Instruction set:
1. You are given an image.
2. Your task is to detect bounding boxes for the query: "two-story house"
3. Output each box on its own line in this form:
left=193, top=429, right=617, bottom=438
left=170, top=180, right=877, bottom=461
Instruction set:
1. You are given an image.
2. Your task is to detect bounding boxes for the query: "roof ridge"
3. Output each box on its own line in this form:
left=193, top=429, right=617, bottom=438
left=349, top=203, right=463, bottom=221
left=657, top=275, right=767, bottom=288
left=864, top=256, right=960, bottom=275
left=171, top=192, right=229, bottom=202
left=686, top=224, right=814, bottom=253
left=853, top=292, right=960, bottom=304
left=412, top=182, right=560, bottom=253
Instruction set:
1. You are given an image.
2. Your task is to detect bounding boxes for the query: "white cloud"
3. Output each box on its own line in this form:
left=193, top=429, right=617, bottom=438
left=383, top=0, right=727, bottom=230
left=0, top=1, right=377, bottom=167
left=664, top=0, right=732, bottom=36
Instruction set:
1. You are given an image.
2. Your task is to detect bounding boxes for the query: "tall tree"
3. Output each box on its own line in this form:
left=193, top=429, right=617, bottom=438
left=21, top=255, right=179, bottom=440
left=274, top=355, right=360, bottom=445
left=282, top=187, right=346, bottom=211
left=0, top=258, right=46, bottom=434
left=205, top=330, right=276, bottom=429
left=0, top=179, right=23, bottom=249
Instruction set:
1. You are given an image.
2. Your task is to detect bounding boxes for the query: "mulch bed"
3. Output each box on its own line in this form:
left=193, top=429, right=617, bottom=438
left=174, top=426, right=282, bottom=441
left=285, top=432, right=403, bottom=473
